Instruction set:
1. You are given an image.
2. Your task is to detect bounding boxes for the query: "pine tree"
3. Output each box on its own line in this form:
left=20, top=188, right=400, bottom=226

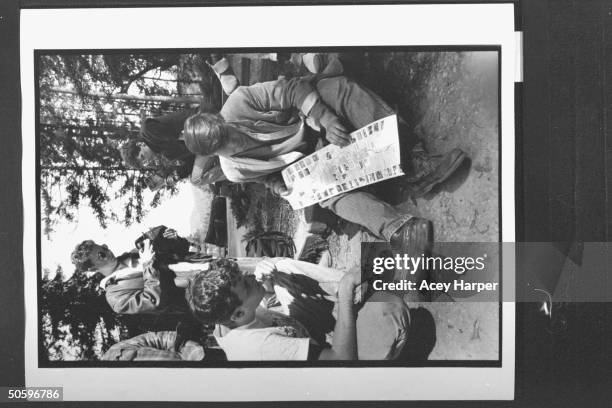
left=40, top=267, right=133, bottom=361
left=39, top=118, right=176, bottom=235
left=38, top=53, right=214, bottom=235
left=41, top=267, right=191, bottom=361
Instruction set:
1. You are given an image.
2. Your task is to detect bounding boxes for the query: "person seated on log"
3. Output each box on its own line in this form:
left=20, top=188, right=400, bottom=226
left=70, top=226, right=211, bottom=315
left=119, top=137, right=196, bottom=191
left=118, top=53, right=244, bottom=191
left=187, top=258, right=412, bottom=361
left=120, top=109, right=226, bottom=192
left=119, top=53, right=335, bottom=192
left=182, top=74, right=469, bottom=256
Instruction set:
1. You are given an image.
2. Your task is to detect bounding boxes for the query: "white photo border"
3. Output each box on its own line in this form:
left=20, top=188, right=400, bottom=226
left=22, top=3, right=516, bottom=401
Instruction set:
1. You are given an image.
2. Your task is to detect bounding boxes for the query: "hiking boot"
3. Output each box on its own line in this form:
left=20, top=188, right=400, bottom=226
left=404, top=148, right=468, bottom=198
left=390, top=217, right=434, bottom=257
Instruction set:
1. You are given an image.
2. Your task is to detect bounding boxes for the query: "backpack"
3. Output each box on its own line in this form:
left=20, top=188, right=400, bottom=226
left=134, top=225, right=190, bottom=264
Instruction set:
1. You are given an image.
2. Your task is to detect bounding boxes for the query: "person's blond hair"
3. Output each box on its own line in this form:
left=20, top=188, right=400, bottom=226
left=183, top=112, right=228, bottom=155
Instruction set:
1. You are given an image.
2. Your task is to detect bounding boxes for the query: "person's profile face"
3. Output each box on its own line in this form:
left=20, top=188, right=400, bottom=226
left=86, top=242, right=117, bottom=271
left=136, top=144, right=157, bottom=166
left=229, top=271, right=265, bottom=325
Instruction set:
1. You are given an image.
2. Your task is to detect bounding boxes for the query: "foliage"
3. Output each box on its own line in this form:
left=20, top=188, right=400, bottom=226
left=39, top=53, right=182, bottom=96
left=40, top=267, right=130, bottom=361
left=40, top=267, right=188, bottom=361
left=244, top=231, right=296, bottom=258
left=38, top=53, right=209, bottom=235
left=227, top=185, right=254, bottom=230
left=297, top=235, right=329, bottom=264
left=226, top=181, right=301, bottom=248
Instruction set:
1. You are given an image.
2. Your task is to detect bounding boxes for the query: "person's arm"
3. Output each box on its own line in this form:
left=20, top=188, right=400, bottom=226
left=101, top=331, right=204, bottom=361
left=105, top=240, right=172, bottom=314
left=260, top=258, right=350, bottom=301
left=253, top=258, right=279, bottom=294
left=251, top=173, right=288, bottom=196
left=231, top=78, right=350, bottom=146
left=190, top=155, right=226, bottom=186
left=99, top=266, right=142, bottom=290
left=317, top=271, right=359, bottom=360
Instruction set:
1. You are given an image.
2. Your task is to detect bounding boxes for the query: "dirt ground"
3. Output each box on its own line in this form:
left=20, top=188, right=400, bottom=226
left=296, top=52, right=501, bottom=360
left=224, top=51, right=501, bottom=360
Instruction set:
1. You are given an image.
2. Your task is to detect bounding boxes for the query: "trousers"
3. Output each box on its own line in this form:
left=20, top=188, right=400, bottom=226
left=314, top=76, right=412, bottom=240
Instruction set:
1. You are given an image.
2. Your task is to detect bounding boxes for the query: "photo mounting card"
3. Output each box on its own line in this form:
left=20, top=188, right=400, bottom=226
left=21, top=2, right=518, bottom=402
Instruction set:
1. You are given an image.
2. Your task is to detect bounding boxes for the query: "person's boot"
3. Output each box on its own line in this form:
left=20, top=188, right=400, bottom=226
left=403, top=147, right=468, bottom=198
left=389, top=217, right=434, bottom=257
left=389, top=218, right=434, bottom=299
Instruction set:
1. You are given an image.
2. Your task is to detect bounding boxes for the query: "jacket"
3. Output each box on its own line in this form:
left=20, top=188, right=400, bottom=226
left=218, top=76, right=335, bottom=182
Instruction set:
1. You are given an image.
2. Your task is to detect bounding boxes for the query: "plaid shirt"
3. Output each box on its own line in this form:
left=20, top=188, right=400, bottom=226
left=101, top=331, right=204, bottom=361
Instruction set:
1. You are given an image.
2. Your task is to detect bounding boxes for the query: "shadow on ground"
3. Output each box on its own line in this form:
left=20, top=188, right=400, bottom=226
left=399, top=307, right=437, bottom=362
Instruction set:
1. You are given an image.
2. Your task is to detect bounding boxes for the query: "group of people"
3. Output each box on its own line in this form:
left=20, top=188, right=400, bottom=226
left=70, top=54, right=468, bottom=361
left=71, top=228, right=412, bottom=361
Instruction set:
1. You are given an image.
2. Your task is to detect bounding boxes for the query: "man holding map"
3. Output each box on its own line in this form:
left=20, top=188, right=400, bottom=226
left=182, top=75, right=467, bottom=254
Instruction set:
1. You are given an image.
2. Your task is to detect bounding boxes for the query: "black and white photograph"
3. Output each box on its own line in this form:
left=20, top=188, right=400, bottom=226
left=19, top=4, right=517, bottom=401
left=37, top=49, right=501, bottom=365
left=5, top=0, right=612, bottom=406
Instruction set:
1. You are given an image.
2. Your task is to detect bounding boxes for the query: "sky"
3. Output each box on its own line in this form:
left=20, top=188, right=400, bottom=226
left=40, top=62, right=205, bottom=279
left=41, top=180, right=196, bottom=279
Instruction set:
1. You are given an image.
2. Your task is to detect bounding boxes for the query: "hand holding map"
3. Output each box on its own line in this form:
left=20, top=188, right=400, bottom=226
left=281, top=115, right=405, bottom=210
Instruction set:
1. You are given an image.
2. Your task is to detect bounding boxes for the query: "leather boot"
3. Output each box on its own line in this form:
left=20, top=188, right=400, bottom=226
left=389, top=217, right=434, bottom=257
left=404, top=147, right=468, bottom=198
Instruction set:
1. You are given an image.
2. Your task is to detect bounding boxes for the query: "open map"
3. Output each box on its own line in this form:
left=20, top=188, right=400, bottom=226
left=282, top=114, right=404, bottom=210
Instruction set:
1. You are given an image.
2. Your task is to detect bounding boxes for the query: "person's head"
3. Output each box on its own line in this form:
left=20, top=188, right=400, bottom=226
left=187, top=259, right=265, bottom=328
left=183, top=112, right=228, bottom=156
left=70, top=240, right=118, bottom=277
left=119, top=140, right=157, bottom=169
